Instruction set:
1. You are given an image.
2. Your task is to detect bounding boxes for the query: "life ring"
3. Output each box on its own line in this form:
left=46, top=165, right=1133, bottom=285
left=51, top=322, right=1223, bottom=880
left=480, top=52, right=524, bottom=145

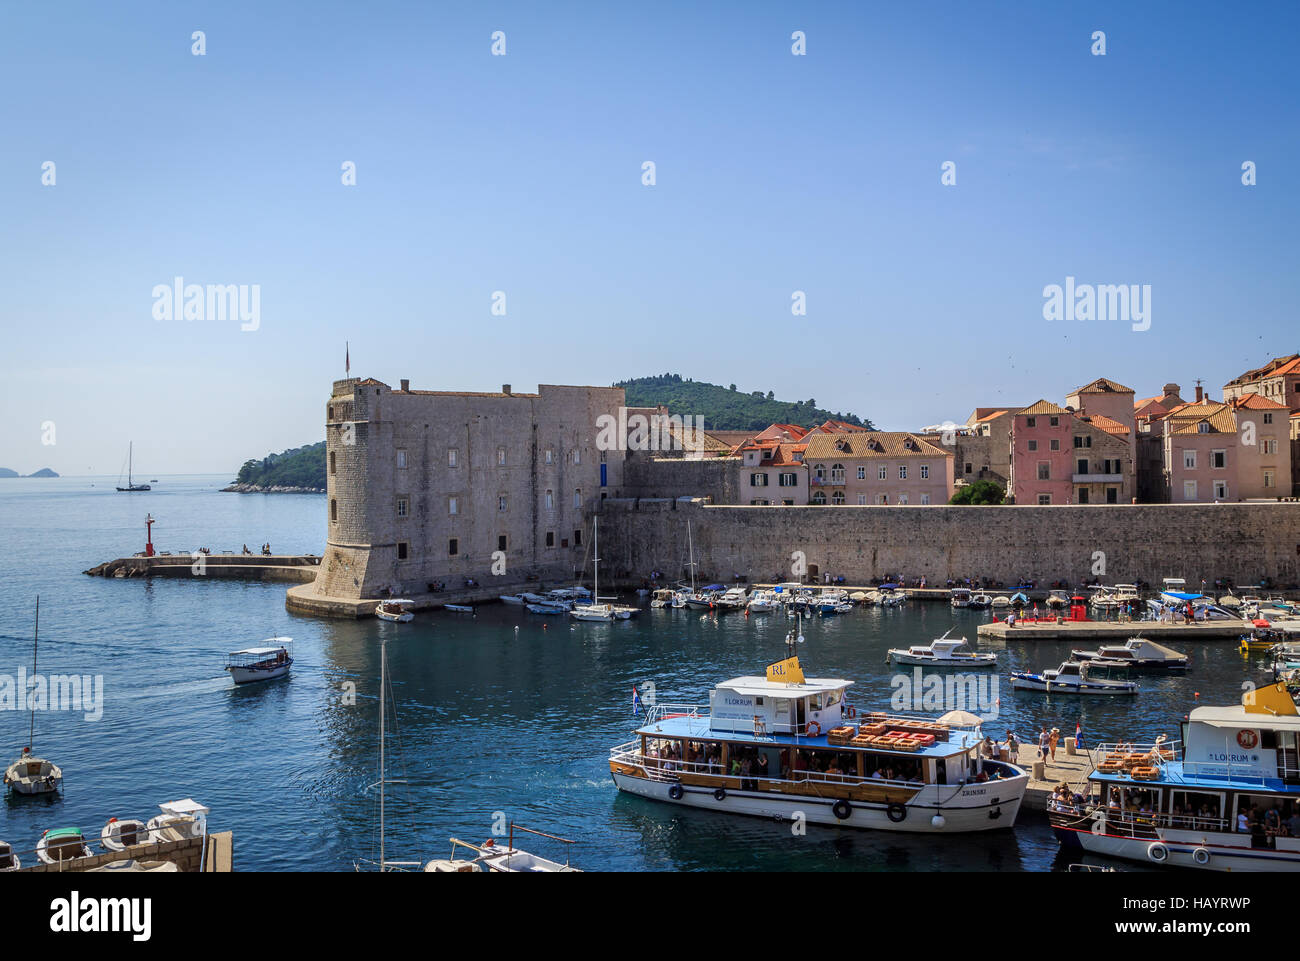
left=886, top=802, right=907, bottom=823
left=807, top=722, right=821, bottom=737
left=1192, top=847, right=1211, bottom=866
left=668, top=783, right=684, bottom=801
left=846, top=706, right=856, bottom=719
left=832, top=799, right=852, bottom=820
left=713, top=787, right=726, bottom=801
left=1146, top=842, right=1169, bottom=863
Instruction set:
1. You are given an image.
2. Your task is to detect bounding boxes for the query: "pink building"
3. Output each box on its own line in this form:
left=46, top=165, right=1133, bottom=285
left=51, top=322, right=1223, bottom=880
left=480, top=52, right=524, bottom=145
left=1009, top=400, right=1074, bottom=504
left=802, top=432, right=953, bottom=505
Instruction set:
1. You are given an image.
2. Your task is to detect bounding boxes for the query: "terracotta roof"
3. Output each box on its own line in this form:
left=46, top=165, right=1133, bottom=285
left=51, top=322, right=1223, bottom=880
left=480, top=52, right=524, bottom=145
left=1229, top=391, right=1289, bottom=411
left=1079, top=413, right=1130, bottom=436
left=1225, top=354, right=1300, bottom=386
left=755, top=423, right=810, bottom=441
left=1166, top=402, right=1236, bottom=436
left=1018, top=399, right=1070, bottom=416
left=1071, top=377, right=1134, bottom=395
left=816, top=419, right=869, bottom=433
left=969, top=407, right=1017, bottom=424
left=803, top=431, right=948, bottom=460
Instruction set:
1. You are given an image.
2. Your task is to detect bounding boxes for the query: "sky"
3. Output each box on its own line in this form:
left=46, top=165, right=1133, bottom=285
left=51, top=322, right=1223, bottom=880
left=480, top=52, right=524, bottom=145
left=1, top=1, right=1297, bottom=475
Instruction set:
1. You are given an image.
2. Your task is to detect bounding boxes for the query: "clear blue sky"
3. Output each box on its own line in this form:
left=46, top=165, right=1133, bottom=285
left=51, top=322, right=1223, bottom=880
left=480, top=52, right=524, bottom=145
left=1, top=1, right=1296, bottom=474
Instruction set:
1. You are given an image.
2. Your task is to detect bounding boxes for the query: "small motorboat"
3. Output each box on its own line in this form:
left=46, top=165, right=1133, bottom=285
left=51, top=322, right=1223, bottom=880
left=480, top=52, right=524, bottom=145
left=1008, top=592, right=1030, bottom=608
left=1047, top=590, right=1070, bottom=610
left=147, top=799, right=209, bottom=843
left=990, top=595, right=1011, bottom=608
left=878, top=591, right=906, bottom=608
left=444, top=604, right=474, bottom=614
left=4, top=747, right=63, bottom=796
left=887, top=631, right=997, bottom=668
left=87, top=859, right=179, bottom=873
left=101, top=817, right=150, bottom=852
left=950, top=587, right=972, bottom=609
left=499, top=594, right=526, bottom=605
left=1011, top=661, right=1138, bottom=695
left=714, top=587, right=749, bottom=611
left=0, top=840, right=19, bottom=872
left=431, top=825, right=580, bottom=873
left=969, top=593, right=992, bottom=609
left=1242, top=626, right=1288, bottom=653
left=224, top=639, right=292, bottom=684
left=36, top=827, right=93, bottom=865
left=376, top=599, right=414, bottom=622
left=525, top=602, right=568, bottom=615
left=650, top=589, right=676, bottom=609
left=570, top=602, right=617, bottom=622
left=1070, top=637, right=1189, bottom=672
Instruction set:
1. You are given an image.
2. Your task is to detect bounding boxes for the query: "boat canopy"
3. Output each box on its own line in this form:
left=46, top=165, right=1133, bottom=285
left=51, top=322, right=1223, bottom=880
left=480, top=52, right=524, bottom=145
left=1163, top=592, right=1203, bottom=601
left=228, top=646, right=288, bottom=656
left=703, top=584, right=724, bottom=591
left=714, top=675, right=852, bottom=698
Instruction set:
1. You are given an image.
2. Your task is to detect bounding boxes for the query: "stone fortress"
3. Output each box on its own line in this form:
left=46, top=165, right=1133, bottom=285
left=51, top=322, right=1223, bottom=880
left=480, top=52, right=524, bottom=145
left=287, top=373, right=1300, bottom=617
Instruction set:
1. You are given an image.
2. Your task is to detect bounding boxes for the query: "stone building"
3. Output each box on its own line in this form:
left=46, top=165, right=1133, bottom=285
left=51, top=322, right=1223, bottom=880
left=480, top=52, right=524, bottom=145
left=1222, top=355, right=1300, bottom=411
left=1009, top=400, right=1134, bottom=505
left=1160, top=395, right=1292, bottom=502
left=801, top=431, right=953, bottom=505
left=308, top=377, right=626, bottom=603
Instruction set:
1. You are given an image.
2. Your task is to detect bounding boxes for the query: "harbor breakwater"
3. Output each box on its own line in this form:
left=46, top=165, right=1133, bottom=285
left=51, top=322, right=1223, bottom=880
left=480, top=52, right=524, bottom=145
left=86, top=553, right=320, bottom=582
left=596, top=499, right=1300, bottom=588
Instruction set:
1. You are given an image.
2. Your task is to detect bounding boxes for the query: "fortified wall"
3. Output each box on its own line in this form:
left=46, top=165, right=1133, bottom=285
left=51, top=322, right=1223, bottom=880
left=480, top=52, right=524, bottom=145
left=597, top=499, right=1300, bottom=587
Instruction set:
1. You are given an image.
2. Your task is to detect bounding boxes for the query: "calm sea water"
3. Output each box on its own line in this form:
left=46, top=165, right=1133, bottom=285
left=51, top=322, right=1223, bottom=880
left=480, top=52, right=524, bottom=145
left=0, top=476, right=1263, bottom=871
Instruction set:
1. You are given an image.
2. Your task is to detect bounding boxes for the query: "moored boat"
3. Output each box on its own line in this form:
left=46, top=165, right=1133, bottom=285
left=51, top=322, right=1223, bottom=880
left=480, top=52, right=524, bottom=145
left=887, top=631, right=997, bottom=668
left=5, top=599, right=62, bottom=796
left=609, top=624, right=1028, bottom=833
left=224, top=639, right=292, bottom=684
left=101, top=817, right=150, bottom=852
left=428, top=825, right=580, bottom=872
left=36, top=827, right=92, bottom=865
left=1050, top=681, right=1300, bottom=871
left=1070, top=637, right=1189, bottom=672
left=376, top=599, right=414, bottom=622
left=1011, top=661, right=1139, bottom=695
left=0, top=841, right=18, bottom=872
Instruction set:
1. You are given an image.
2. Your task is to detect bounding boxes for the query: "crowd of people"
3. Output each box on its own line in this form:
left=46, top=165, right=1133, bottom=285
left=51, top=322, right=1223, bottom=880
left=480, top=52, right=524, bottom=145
left=644, top=739, right=925, bottom=785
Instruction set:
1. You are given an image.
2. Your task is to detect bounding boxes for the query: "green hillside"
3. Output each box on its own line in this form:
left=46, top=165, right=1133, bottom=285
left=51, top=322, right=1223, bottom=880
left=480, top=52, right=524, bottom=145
left=232, top=442, right=326, bottom=490
left=614, top=374, right=873, bottom=432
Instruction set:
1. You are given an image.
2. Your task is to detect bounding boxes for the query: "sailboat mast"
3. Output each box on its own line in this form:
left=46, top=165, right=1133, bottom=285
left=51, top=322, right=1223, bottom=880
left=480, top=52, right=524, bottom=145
left=29, top=596, right=38, bottom=749
left=379, top=636, right=386, bottom=869
left=128, top=442, right=133, bottom=487
left=593, top=517, right=599, bottom=601
left=687, top=521, right=697, bottom=593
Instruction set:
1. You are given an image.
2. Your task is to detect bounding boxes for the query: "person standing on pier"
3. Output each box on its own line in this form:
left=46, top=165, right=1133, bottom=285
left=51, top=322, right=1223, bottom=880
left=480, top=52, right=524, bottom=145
left=1049, top=727, right=1061, bottom=762
left=1038, top=727, right=1049, bottom=759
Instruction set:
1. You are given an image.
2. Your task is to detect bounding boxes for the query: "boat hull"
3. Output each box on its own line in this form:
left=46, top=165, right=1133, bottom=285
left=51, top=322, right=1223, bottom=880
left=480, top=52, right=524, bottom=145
left=612, top=772, right=1024, bottom=834
left=888, top=654, right=997, bottom=668
left=1053, top=821, right=1300, bottom=871
left=1010, top=674, right=1137, bottom=694
left=226, top=662, right=291, bottom=684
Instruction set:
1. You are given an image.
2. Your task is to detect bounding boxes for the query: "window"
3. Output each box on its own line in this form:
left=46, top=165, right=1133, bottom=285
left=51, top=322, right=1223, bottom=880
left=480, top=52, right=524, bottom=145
left=920, top=493, right=930, bottom=505
left=814, top=464, right=825, bottom=481
left=396, top=497, right=408, bottom=517
left=1197, top=422, right=1210, bottom=433
left=778, top=472, right=797, bottom=487
left=1183, top=480, right=1198, bottom=500
left=449, top=496, right=458, bottom=515
left=545, top=448, right=553, bottom=464
left=751, top=473, right=769, bottom=487
left=1077, top=459, right=1089, bottom=475
left=546, top=531, right=555, bottom=548
left=1049, top=416, right=1059, bottom=427
left=574, top=488, right=582, bottom=508
left=328, top=406, right=334, bottom=420
left=1073, top=435, right=1091, bottom=449
left=498, top=535, right=508, bottom=552
left=448, top=448, right=458, bottom=468
left=1037, top=462, right=1050, bottom=481
left=329, top=451, right=336, bottom=474
left=498, top=495, right=508, bottom=512
left=497, top=447, right=507, bottom=466
left=573, top=449, right=581, bottom=465
left=1028, top=440, right=1038, bottom=452
left=898, top=493, right=909, bottom=504
left=1050, top=439, right=1060, bottom=451
left=878, top=465, right=887, bottom=480
left=751, top=498, right=770, bottom=506
left=330, top=499, right=337, bottom=521
left=831, top=491, right=845, bottom=505
left=920, top=464, right=929, bottom=479
left=545, top=489, right=554, bottom=510
left=1037, top=494, right=1051, bottom=505
left=397, top=542, right=408, bottom=560
left=1214, top=480, right=1228, bottom=499
left=965, top=462, right=972, bottom=475
left=857, top=466, right=866, bottom=480
left=899, top=466, right=907, bottom=479
left=574, top=529, right=582, bottom=546
left=876, top=494, right=888, bottom=504
left=1184, top=450, right=1197, bottom=470
left=857, top=494, right=866, bottom=505
left=1264, top=439, right=1278, bottom=455
left=1027, top=417, right=1037, bottom=427
left=1264, top=413, right=1274, bottom=425
left=1077, top=488, right=1089, bottom=504
left=1106, top=488, right=1118, bottom=504
left=831, top=464, right=845, bottom=483
left=811, top=490, right=827, bottom=505
left=448, top=538, right=458, bottom=556
left=782, top=499, right=794, bottom=506
left=1265, top=470, right=1275, bottom=488
left=396, top=449, right=407, bottom=469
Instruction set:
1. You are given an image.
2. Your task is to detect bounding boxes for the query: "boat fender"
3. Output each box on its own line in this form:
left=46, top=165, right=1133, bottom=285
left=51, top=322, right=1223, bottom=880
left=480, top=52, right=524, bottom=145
left=1192, top=847, right=1211, bottom=866
left=668, top=783, right=684, bottom=801
left=832, top=800, right=852, bottom=820
left=886, top=802, right=907, bottom=823
left=807, top=722, right=821, bottom=737
left=1146, top=842, right=1169, bottom=863
left=988, top=807, right=1002, bottom=820
left=714, top=787, right=726, bottom=802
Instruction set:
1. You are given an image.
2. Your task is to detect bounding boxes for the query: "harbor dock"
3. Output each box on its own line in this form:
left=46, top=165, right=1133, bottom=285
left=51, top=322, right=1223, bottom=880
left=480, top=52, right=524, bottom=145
left=15, top=830, right=233, bottom=873
left=86, top=553, right=320, bottom=583
left=978, top=620, right=1246, bottom=642
left=1008, top=741, right=1096, bottom=812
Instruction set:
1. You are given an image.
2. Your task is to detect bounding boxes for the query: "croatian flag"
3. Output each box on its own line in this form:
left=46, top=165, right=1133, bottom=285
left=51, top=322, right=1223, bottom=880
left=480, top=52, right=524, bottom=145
left=632, top=685, right=642, bottom=715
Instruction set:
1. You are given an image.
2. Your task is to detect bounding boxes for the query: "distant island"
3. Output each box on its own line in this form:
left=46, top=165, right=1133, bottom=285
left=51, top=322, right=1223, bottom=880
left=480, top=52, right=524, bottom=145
left=0, top=467, right=59, bottom=478
left=224, top=442, right=325, bottom=493
left=615, top=374, right=874, bottom=431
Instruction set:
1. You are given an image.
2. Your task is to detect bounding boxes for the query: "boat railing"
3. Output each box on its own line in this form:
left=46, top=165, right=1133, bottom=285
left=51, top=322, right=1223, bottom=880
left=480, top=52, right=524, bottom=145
left=1088, top=740, right=1183, bottom=764
left=1051, top=803, right=1232, bottom=837
left=643, top=703, right=710, bottom=725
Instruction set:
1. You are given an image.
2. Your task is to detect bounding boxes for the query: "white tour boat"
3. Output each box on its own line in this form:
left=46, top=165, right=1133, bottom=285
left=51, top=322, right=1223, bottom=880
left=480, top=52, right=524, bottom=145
left=1051, top=681, right=1300, bottom=871
left=225, top=639, right=293, bottom=685
left=376, top=598, right=414, bottom=622
left=1010, top=660, right=1139, bottom=695
left=887, top=631, right=997, bottom=668
left=609, top=626, right=1028, bottom=833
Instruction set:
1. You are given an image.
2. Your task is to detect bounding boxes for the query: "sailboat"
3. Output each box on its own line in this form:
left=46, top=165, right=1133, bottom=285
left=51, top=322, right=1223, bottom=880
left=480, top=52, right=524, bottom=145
left=116, top=442, right=151, bottom=492
left=4, top=598, right=63, bottom=796
left=355, top=635, right=422, bottom=872
left=571, top=517, right=616, bottom=621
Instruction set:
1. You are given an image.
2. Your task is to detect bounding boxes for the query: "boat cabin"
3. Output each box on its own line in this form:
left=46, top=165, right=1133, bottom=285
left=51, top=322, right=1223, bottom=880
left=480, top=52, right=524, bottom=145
left=708, top=671, right=851, bottom=737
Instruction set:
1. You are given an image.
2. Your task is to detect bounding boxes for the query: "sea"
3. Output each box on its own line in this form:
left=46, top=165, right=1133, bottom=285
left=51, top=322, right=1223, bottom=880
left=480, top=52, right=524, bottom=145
left=0, top=475, right=1264, bottom=871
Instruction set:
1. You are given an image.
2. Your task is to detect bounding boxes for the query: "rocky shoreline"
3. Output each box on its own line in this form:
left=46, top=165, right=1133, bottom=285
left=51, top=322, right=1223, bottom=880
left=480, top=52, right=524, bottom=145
left=221, top=483, right=325, bottom=494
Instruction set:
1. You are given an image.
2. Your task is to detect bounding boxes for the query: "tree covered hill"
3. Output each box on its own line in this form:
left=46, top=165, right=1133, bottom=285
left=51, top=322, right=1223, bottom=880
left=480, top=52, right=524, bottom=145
left=228, top=442, right=326, bottom=491
left=614, top=374, right=873, bottom=432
